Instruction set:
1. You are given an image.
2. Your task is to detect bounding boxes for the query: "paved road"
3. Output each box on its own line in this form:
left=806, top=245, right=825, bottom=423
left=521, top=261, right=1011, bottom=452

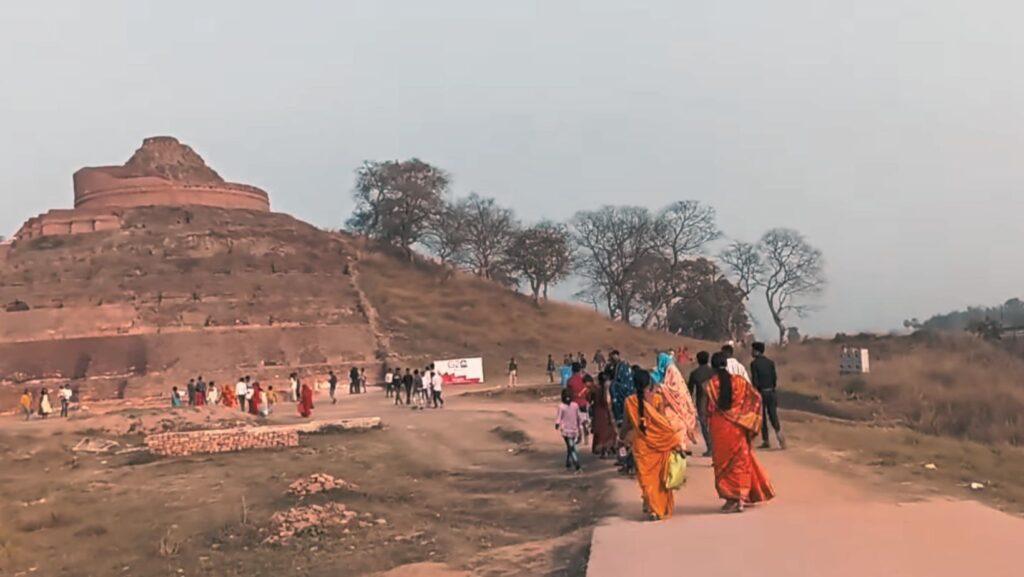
left=587, top=445, right=1024, bottom=577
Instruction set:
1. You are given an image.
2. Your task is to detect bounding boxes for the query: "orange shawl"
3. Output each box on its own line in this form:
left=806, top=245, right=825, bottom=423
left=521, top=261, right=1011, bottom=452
left=625, top=394, right=683, bottom=520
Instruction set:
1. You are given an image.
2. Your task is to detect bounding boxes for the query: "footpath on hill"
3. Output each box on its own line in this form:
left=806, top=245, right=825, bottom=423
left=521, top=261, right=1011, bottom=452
left=587, top=432, right=1024, bottom=577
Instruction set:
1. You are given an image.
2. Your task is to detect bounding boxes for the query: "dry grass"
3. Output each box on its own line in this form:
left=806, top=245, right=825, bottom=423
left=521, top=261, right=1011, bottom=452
left=356, top=244, right=706, bottom=378
left=775, top=331, right=1024, bottom=446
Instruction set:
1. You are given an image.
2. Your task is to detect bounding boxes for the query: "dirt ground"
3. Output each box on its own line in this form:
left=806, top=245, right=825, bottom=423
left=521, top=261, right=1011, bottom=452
left=0, top=385, right=606, bottom=577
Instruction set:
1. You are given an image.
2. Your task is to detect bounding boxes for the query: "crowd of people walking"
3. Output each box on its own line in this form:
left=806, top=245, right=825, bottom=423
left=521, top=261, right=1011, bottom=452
left=554, top=343, right=781, bottom=519
left=383, top=366, right=445, bottom=409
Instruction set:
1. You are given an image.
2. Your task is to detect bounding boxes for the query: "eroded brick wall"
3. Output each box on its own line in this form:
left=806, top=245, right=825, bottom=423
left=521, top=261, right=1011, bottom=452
left=145, top=427, right=299, bottom=456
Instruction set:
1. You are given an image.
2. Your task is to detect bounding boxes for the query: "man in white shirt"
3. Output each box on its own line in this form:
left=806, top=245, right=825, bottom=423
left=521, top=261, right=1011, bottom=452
left=235, top=377, right=248, bottom=412
left=384, top=369, right=394, bottom=399
left=722, top=344, right=750, bottom=381
left=59, top=384, right=73, bottom=418
left=430, top=371, right=444, bottom=409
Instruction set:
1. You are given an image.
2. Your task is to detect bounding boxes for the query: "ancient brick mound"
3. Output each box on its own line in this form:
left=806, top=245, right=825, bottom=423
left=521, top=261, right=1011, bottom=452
left=73, top=136, right=270, bottom=212
left=12, top=136, right=269, bottom=241
left=0, top=206, right=379, bottom=407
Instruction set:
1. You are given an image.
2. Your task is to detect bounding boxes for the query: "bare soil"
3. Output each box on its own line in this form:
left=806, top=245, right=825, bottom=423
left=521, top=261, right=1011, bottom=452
left=0, top=390, right=605, bottom=577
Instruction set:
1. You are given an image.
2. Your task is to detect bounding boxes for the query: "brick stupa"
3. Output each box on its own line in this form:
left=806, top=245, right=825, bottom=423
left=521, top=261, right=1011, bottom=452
left=14, top=137, right=270, bottom=240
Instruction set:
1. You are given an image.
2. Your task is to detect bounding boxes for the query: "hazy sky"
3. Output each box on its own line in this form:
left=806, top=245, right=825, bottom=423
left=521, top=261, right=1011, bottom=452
left=3, top=1, right=1022, bottom=336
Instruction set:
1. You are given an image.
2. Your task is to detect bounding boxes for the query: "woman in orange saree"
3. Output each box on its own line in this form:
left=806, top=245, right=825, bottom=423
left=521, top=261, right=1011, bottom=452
left=623, top=368, right=683, bottom=521
left=221, top=383, right=236, bottom=408
left=298, top=382, right=314, bottom=418
left=651, top=352, right=699, bottom=452
left=707, top=352, right=775, bottom=513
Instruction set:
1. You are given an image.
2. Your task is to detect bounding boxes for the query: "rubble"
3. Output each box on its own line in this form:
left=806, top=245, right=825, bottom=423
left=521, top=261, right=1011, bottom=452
left=263, top=503, right=361, bottom=544
left=72, top=438, right=120, bottom=454
left=288, top=473, right=359, bottom=497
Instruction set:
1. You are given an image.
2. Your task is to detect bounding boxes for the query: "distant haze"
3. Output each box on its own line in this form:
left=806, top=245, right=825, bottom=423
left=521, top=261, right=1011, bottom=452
left=2, top=1, right=1021, bottom=337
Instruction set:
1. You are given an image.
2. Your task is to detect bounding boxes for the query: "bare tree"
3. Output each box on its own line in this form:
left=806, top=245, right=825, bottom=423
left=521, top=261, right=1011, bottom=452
left=455, top=193, right=518, bottom=279
left=422, top=201, right=468, bottom=267
left=347, top=159, right=449, bottom=258
left=719, top=241, right=764, bottom=300
left=759, top=228, right=825, bottom=344
left=572, top=206, right=657, bottom=323
left=509, top=222, right=573, bottom=303
left=654, top=201, right=721, bottom=263
left=634, top=201, right=722, bottom=327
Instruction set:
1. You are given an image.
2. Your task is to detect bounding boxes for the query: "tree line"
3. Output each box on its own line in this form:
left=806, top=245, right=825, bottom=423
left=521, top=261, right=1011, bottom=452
left=347, top=158, right=825, bottom=344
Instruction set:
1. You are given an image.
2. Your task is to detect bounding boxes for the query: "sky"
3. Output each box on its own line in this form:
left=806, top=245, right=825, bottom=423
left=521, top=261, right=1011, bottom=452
left=3, top=1, right=1023, bottom=337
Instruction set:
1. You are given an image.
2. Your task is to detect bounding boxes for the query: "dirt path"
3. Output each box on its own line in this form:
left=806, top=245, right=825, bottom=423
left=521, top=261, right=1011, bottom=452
left=588, top=440, right=1024, bottom=577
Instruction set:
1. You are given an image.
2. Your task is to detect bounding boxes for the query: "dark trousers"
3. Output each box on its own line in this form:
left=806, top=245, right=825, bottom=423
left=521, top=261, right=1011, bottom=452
left=760, top=388, right=781, bottom=442
left=394, top=388, right=405, bottom=405
left=60, top=399, right=69, bottom=418
left=695, top=399, right=712, bottom=452
left=432, top=391, right=443, bottom=408
left=405, top=385, right=413, bottom=405
left=238, top=395, right=246, bottom=412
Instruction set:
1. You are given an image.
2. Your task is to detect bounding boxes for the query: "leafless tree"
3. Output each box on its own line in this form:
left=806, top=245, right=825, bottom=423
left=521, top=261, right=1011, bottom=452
left=719, top=241, right=764, bottom=300
left=508, top=222, right=573, bottom=303
left=347, top=159, right=449, bottom=258
left=422, top=201, right=468, bottom=267
left=455, top=193, right=519, bottom=280
left=635, top=201, right=721, bottom=327
left=759, top=228, right=825, bottom=344
left=572, top=205, right=657, bottom=323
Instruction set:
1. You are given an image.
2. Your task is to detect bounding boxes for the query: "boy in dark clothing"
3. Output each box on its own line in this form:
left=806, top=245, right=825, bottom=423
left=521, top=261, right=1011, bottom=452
left=750, top=341, right=786, bottom=449
left=403, top=369, right=414, bottom=405
left=328, top=371, right=339, bottom=404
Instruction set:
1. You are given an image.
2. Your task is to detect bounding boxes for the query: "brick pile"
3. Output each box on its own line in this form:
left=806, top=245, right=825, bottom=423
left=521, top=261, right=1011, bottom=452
left=145, top=427, right=299, bottom=457
left=263, top=503, right=360, bottom=544
left=288, top=473, right=359, bottom=497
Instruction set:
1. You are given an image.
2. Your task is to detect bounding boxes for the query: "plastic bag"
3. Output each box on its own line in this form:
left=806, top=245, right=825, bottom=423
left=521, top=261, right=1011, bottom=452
left=664, top=452, right=687, bottom=490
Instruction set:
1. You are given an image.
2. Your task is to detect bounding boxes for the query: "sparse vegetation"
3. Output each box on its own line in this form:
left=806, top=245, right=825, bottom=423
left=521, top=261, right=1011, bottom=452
left=775, top=332, right=1024, bottom=446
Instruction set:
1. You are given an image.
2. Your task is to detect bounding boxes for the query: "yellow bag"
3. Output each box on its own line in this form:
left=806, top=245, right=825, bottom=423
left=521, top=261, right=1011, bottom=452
left=664, top=451, right=687, bottom=490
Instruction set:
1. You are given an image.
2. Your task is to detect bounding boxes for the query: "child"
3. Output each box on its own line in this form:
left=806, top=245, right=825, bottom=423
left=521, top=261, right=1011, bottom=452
left=19, top=388, right=32, bottom=421
left=555, top=389, right=583, bottom=473
left=171, top=386, right=183, bottom=408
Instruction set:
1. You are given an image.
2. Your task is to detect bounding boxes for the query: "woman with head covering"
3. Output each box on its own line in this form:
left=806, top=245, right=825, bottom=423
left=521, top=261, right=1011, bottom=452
left=707, top=352, right=775, bottom=513
left=651, top=351, right=699, bottom=453
left=248, top=382, right=263, bottom=416
left=298, top=380, right=315, bottom=418
left=622, top=367, right=683, bottom=520
left=221, top=382, right=237, bottom=408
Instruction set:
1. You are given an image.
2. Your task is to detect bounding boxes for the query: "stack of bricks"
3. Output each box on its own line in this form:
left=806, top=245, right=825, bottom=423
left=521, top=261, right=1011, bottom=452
left=145, top=427, right=299, bottom=457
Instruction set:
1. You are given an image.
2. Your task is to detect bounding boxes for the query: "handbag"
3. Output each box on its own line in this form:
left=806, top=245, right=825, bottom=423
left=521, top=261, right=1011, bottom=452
left=664, top=451, right=687, bottom=491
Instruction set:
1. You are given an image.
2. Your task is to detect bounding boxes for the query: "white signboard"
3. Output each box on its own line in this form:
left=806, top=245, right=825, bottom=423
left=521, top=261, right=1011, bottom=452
left=839, top=347, right=870, bottom=374
left=434, top=357, right=485, bottom=385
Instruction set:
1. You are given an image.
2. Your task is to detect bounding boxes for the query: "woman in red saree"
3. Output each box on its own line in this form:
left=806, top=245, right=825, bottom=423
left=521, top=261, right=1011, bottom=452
left=590, top=372, right=618, bottom=457
left=623, top=368, right=683, bottom=521
left=248, top=383, right=263, bottom=416
left=298, top=381, right=314, bottom=418
left=707, top=352, right=775, bottom=513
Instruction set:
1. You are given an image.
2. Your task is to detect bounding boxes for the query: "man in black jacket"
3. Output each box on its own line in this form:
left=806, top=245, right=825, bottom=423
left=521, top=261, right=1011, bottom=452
left=750, top=342, right=786, bottom=449
left=686, top=351, right=715, bottom=456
